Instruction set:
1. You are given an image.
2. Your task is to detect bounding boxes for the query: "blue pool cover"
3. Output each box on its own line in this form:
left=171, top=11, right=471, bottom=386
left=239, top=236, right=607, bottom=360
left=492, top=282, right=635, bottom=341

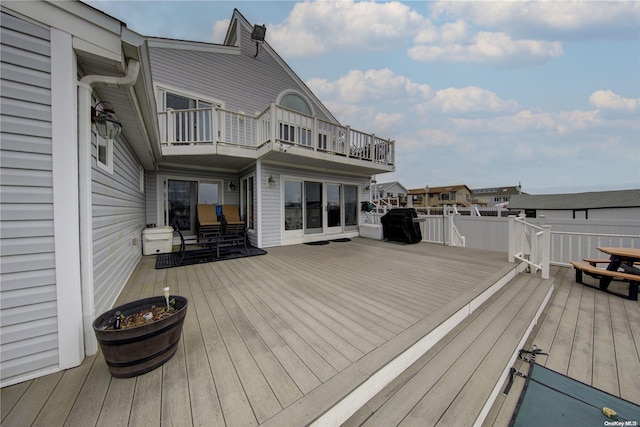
left=511, top=363, right=640, bottom=426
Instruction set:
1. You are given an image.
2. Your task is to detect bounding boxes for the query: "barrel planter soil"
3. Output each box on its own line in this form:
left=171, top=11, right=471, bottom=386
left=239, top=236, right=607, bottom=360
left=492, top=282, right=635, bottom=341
left=92, top=295, right=188, bottom=378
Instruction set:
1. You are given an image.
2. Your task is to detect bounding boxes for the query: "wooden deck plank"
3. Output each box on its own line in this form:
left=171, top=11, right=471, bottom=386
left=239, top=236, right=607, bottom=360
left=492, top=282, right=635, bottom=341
left=229, top=260, right=339, bottom=383
left=609, top=295, right=640, bottom=403
left=63, top=352, right=112, bottom=427
left=1, top=380, right=29, bottom=422
left=31, top=355, right=96, bottom=427
left=186, top=265, right=258, bottom=427
left=592, top=291, right=620, bottom=396
left=194, top=264, right=282, bottom=424
left=437, top=277, right=553, bottom=425
left=96, top=376, right=136, bottom=427
left=215, top=261, right=322, bottom=395
left=177, top=265, right=225, bottom=426
left=349, top=274, right=533, bottom=427
left=209, top=261, right=304, bottom=408
left=399, top=276, right=541, bottom=426
left=129, top=368, right=163, bottom=427
left=0, top=372, right=62, bottom=427
left=567, top=283, right=595, bottom=384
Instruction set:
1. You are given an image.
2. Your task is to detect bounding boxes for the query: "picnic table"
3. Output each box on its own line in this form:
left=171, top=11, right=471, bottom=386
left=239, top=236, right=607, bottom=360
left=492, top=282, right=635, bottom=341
left=570, top=247, right=640, bottom=300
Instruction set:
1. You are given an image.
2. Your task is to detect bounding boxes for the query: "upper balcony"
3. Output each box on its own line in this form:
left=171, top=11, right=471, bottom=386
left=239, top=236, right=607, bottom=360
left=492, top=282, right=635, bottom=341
left=158, top=102, right=395, bottom=175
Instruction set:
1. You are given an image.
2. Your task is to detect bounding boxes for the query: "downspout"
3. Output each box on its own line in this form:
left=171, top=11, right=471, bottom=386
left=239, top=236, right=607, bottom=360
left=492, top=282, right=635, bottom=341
left=77, top=59, right=140, bottom=355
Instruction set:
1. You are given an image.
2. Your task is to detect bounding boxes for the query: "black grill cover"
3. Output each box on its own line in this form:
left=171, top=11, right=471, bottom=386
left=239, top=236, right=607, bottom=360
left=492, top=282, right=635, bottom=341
left=380, top=208, right=422, bottom=244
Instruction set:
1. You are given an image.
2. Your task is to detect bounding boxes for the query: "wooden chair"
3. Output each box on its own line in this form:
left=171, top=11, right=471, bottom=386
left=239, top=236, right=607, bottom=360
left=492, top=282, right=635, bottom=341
left=196, top=204, right=221, bottom=238
left=221, top=205, right=245, bottom=235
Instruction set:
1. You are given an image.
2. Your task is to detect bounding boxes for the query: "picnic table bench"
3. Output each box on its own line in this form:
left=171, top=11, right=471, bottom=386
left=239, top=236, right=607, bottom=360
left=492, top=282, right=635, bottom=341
left=570, top=260, right=639, bottom=301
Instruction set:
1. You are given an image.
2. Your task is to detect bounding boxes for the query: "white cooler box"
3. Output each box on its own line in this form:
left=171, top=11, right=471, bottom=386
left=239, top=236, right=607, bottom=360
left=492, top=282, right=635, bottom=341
left=142, top=226, right=174, bottom=255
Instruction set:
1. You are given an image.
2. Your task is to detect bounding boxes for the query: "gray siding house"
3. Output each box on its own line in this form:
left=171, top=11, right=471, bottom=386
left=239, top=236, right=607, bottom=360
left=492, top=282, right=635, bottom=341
left=508, top=189, right=640, bottom=220
left=0, top=1, right=394, bottom=386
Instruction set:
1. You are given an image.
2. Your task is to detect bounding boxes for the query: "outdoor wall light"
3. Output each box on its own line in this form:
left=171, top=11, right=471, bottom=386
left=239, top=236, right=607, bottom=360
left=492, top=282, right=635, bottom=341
left=91, top=101, right=122, bottom=140
left=251, top=24, right=267, bottom=58
left=228, top=181, right=236, bottom=191
left=267, top=175, right=274, bottom=187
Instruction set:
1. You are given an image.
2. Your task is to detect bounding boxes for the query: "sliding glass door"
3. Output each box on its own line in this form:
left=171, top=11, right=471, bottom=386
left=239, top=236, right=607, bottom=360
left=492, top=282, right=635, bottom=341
left=283, top=179, right=358, bottom=239
left=162, top=177, right=220, bottom=235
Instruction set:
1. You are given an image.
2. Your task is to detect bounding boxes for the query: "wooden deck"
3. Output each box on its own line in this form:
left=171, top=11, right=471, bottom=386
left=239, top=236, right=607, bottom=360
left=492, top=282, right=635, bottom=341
left=1, top=239, right=638, bottom=426
left=484, top=264, right=640, bottom=426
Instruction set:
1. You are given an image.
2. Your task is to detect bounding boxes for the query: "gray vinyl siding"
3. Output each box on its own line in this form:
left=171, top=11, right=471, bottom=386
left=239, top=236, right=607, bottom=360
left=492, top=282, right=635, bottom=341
left=148, top=25, right=332, bottom=123
left=0, top=10, right=57, bottom=383
left=91, top=135, right=146, bottom=317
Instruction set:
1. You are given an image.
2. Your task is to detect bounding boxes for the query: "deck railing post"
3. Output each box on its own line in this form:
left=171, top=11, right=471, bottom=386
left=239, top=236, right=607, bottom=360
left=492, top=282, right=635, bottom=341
left=508, top=215, right=516, bottom=263
left=541, top=225, right=551, bottom=279
left=270, top=101, right=277, bottom=148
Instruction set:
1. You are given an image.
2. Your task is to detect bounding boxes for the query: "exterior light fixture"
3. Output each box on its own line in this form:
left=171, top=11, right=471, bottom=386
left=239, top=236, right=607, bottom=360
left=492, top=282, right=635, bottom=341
left=267, top=175, right=274, bottom=187
left=91, top=101, right=122, bottom=140
left=251, top=24, right=267, bottom=58
left=228, top=181, right=236, bottom=191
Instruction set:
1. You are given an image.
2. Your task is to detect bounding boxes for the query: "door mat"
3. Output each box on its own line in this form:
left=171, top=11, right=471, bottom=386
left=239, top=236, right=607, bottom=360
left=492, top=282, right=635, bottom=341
left=155, top=245, right=267, bottom=269
left=511, top=363, right=640, bottom=426
left=330, top=238, right=351, bottom=242
left=304, top=241, right=330, bottom=245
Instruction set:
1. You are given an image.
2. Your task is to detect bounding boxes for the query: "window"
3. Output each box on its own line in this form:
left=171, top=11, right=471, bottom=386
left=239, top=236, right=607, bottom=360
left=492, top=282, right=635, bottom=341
left=157, top=86, right=219, bottom=143
left=96, top=133, right=113, bottom=174
left=280, top=93, right=312, bottom=115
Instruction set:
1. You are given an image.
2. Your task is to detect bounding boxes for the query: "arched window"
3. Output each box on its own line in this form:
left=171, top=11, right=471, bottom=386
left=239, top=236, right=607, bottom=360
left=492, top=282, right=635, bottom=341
left=279, top=92, right=312, bottom=115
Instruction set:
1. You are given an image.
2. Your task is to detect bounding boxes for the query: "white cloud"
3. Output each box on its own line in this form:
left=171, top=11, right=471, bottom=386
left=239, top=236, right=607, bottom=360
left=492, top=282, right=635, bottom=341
left=429, top=1, right=640, bottom=38
left=589, top=90, right=639, bottom=113
left=268, top=1, right=425, bottom=56
left=451, top=109, right=601, bottom=134
left=308, top=69, right=432, bottom=104
left=415, top=86, right=520, bottom=114
left=409, top=31, right=563, bottom=65
left=212, top=18, right=230, bottom=43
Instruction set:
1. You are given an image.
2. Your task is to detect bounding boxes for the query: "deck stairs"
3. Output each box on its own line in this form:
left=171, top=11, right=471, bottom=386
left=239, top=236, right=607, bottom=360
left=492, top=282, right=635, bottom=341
left=341, top=272, right=554, bottom=426
left=259, top=263, right=554, bottom=427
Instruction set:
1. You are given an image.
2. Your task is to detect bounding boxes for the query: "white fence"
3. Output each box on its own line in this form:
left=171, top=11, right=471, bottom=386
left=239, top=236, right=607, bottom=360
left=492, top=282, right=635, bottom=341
left=453, top=215, right=640, bottom=267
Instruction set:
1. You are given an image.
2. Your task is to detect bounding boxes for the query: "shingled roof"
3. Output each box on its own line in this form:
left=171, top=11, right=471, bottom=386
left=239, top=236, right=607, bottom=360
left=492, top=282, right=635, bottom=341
left=508, top=189, right=640, bottom=210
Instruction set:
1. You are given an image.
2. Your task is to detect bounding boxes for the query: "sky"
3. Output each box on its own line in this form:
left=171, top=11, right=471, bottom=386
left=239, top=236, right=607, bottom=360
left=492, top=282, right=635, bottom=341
left=86, top=0, right=640, bottom=194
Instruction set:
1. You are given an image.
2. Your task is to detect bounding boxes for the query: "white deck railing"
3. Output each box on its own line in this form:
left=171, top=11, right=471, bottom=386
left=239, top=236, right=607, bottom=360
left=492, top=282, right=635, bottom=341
left=549, top=230, right=640, bottom=267
left=414, top=215, right=466, bottom=247
left=160, top=102, right=395, bottom=165
left=508, top=215, right=551, bottom=279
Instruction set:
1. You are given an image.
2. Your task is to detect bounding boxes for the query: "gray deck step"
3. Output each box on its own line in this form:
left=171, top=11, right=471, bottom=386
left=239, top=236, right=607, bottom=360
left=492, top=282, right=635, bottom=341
left=343, top=273, right=554, bottom=427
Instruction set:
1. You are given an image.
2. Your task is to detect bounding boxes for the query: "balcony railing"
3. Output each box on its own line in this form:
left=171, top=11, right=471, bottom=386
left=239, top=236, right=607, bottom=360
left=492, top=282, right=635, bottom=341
left=158, top=102, right=394, bottom=165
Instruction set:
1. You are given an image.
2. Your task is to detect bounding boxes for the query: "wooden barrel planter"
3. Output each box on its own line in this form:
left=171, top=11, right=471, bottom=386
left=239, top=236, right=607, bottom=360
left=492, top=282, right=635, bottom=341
left=92, top=296, right=188, bottom=378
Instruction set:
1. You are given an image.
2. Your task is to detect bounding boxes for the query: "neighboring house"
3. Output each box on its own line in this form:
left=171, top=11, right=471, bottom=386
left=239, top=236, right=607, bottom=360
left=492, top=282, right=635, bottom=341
left=0, top=1, right=394, bottom=386
left=371, top=181, right=407, bottom=206
left=508, top=189, right=640, bottom=220
left=408, top=185, right=476, bottom=208
left=471, top=185, right=523, bottom=207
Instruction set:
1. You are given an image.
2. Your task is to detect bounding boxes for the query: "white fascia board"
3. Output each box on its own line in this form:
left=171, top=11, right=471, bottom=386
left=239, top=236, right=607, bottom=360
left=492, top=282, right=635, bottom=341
left=4, top=0, right=123, bottom=62
left=148, top=38, right=240, bottom=55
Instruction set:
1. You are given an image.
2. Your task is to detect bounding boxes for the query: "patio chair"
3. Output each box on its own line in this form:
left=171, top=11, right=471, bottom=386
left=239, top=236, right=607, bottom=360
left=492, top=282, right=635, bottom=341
left=196, top=204, right=221, bottom=238
left=221, top=205, right=245, bottom=235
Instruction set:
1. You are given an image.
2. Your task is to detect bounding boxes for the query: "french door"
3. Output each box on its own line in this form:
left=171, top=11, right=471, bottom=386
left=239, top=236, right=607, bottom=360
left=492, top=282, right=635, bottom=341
left=284, top=180, right=356, bottom=238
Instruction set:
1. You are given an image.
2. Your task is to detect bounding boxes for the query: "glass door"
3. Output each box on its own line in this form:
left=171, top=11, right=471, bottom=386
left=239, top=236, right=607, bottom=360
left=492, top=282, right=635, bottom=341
left=326, top=183, right=342, bottom=234
left=167, top=179, right=197, bottom=234
left=163, top=178, right=221, bottom=236
left=304, top=181, right=323, bottom=234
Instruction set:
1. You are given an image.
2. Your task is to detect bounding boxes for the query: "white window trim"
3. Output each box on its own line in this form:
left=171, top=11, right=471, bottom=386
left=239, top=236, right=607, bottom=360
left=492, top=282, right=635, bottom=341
left=95, top=132, right=113, bottom=174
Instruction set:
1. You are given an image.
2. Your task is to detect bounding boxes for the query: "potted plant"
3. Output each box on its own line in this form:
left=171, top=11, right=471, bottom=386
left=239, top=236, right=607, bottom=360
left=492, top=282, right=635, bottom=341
left=92, top=287, right=188, bottom=378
